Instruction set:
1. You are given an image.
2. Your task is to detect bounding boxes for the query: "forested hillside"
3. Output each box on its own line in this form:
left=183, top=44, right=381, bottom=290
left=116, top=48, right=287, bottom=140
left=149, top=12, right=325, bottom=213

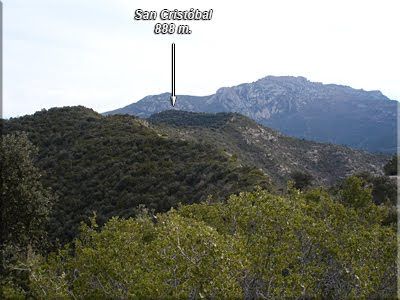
left=1, top=106, right=397, bottom=299
left=3, top=107, right=270, bottom=244
left=149, top=110, right=388, bottom=186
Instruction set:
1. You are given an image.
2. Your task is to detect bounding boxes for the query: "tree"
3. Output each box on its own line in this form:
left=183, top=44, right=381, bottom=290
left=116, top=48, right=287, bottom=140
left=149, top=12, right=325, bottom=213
left=338, top=176, right=372, bottom=209
left=290, top=170, right=313, bottom=190
left=354, top=172, right=397, bottom=206
left=383, top=155, right=397, bottom=176
left=0, top=132, right=53, bottom=295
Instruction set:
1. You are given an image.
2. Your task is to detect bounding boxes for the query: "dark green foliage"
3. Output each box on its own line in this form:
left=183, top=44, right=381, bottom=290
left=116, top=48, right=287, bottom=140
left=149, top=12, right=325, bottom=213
left=338, top=176, right=373, bottom=209
left=0, top=132, right=53, bottom=249
left=0, top=133, right=53, bottom=296
left=290, top=170, right=313, bottom=190
left=30, top=189, right=397, bottom=299
left=354, top=172, right=397, bottom=205
left=383, top=154, right=398, bottom=175
left=351, top=172, right=397, bottom=226
left=149, top=110, right=235, bottom=128
left=3, top=107, right=270, bottom=245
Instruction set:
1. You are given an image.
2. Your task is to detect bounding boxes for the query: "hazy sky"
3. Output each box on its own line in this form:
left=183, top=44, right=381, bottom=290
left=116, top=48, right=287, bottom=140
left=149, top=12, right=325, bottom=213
left=3, top=0, right=400, bottom=117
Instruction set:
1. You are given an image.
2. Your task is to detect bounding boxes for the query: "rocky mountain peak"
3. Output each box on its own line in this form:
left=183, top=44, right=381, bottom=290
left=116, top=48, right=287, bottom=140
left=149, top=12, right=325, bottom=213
left=104, top=76, right=397, bottom=153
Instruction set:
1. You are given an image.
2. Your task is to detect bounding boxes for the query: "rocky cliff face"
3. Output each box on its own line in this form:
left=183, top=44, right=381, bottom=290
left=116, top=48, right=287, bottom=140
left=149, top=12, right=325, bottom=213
left=105, top=76, right=398, bottom=153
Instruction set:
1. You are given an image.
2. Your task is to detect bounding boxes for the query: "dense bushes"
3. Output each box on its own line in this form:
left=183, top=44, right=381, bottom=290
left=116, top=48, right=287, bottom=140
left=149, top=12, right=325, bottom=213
left=29, top=188, right=396, bottom=299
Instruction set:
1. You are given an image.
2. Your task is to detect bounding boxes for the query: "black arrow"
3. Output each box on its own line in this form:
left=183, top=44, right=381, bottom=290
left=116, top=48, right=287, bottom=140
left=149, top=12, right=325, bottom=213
left=170, top=43, right=176, bottom=107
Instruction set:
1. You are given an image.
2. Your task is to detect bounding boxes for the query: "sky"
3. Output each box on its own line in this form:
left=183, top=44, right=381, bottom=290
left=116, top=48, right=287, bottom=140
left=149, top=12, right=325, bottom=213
left=3, top=0, right=400, bottom=118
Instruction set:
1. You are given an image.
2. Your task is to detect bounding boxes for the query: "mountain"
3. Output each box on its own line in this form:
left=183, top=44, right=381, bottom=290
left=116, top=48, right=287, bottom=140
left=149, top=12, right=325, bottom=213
left=105, top=76, right=398, bottom=153
left=148, top=110, right=387, bottom=186
left=3, top=107, right=269, bottom=243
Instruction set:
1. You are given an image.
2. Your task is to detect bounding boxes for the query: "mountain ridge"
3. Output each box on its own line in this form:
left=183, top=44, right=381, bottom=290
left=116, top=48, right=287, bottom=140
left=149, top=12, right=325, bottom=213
left=148, top=109, right=387, bottom=186
left=105, top=76, right=397, bottom=153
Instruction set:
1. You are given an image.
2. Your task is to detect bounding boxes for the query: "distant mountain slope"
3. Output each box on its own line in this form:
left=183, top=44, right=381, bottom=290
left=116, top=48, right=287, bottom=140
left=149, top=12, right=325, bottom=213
left=3, top=107, right=269, bottom=243
left=105, top=76, right=398, bottom=153
left=149, top=110, right=388, bottom=186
